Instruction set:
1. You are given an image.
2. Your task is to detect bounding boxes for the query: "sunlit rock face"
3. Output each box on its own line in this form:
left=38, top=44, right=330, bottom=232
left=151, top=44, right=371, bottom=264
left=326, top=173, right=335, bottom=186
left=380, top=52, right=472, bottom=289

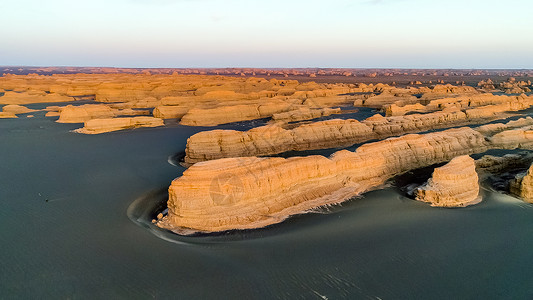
left=152, top=106, right=189, bottom=119
left=183, top=97, right=533, bottom=164
left=75, top=117, right=164, bottom=134
left=57, top=104, right=116, bottom=123
left=179, top=101, right=292, bottom=126
left=159, top=127, right=489, bottom=233
left=510, top=164, right=533, bottom=203
left=2, top=104, right=37, bottom=115
left=271, top=107, right=341, bottom=122
left=415, top=155, right=481, bottom=208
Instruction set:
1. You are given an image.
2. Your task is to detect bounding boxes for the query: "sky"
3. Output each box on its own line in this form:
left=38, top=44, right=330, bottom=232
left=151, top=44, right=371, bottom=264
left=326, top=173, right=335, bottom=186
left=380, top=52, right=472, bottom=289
left=1, top=0, right=532, bottom=68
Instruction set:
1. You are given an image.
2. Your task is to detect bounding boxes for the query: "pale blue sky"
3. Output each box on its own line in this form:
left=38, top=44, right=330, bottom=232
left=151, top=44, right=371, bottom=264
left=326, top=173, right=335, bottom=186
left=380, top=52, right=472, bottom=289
left=1, top=0, right=532, bottom=68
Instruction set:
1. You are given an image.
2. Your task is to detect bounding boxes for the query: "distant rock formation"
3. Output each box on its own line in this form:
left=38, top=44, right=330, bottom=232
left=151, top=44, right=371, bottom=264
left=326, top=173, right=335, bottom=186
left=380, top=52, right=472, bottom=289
left=183, top=99, right=533, bottom=164
left=0, top=91, right=73, bottom=104
left=415, top=156, right=481, bottom=207
left=271, top=107, right=341, bottom=122
left=75, top=117, right=164, bottom=134
left=56, top=104, right=150, bottom=123
left=180, top=101, right=291, bottom=126
left=478, top=79, right=496, bottom=91
left=499, top=77, right=531, bottom=94
left=152, top=106, right=189, bottom=119
left=57, top=104, right=116, bottom=123
left=363, top=92, right=418, bottom=107
left=2, top=104, right=37, bottom=115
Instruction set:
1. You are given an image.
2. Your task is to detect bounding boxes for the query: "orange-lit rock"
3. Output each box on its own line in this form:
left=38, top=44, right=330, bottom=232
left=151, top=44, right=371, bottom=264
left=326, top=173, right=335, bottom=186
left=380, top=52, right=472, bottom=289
left=2, top=104, right=37, bottom=115
left=75, top=117, right=164, bottom=134
left=416, top=156, right=481, bottom=207
left=159, top=128, right=489, bottom=233
left=57, top=104, right=116, bottom=123
left=153, top=106, right=190, bottom=119
left=0, top=91, right=73, bottom=104
left=180, top=101, right=291, bottom=126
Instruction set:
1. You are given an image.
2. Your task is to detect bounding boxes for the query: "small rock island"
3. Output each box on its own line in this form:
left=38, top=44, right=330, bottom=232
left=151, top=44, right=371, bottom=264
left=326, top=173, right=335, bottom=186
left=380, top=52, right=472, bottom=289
left=416, top=155, right=481, bottom=207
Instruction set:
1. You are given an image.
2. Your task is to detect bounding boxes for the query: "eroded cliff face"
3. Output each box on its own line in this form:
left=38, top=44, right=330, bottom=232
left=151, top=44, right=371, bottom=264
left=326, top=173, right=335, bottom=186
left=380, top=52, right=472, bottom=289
left=160, top=118, right=533, bottom=233
left=510, top=164, right=533, bottom=203
left=184, top=94, right=533, bottom=164
left=159, top=127, right=490, bottom=233
left=75, top=117, right=164, bottom=134
left=415, top=156, right=481, bottom=207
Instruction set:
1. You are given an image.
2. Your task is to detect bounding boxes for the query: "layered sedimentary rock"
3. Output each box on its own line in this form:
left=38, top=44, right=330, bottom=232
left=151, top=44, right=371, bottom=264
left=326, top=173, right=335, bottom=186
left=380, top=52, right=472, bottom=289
left=2, top=104, right=37, bottom=115
left=488, top=126, right=533, bottom=150
left=418, top=84, right=479, bottom=101
left=272, top=107, right=341, bottom=122
left=152, top=106, right=189, bottom=119
left=184, top=119, right=375, bottom=163
left=0, top=91, right=73, bottom=104
left=385, top=93, right=532, bottom=116
left=363, top=92, right=418, bottom=107
left=415, top=156, right=481, bottom=207
left=56, top=104, right=150, bottom=123
left=510, top=164, right=533, bottom=202
left=158, top=128, right=489, bottom=233
left=475, top=117, right=533, bottom=136
left=476, top=152, right=533, bottom=174
left=385, top=103, right=425, bottom=116
left=184, top=102, right=530, bottom=163
left=57, top=104, right=116, bottom=123
left=180, top=101, right=291, bottom=126
left=75, top=117, right=164, bottom=134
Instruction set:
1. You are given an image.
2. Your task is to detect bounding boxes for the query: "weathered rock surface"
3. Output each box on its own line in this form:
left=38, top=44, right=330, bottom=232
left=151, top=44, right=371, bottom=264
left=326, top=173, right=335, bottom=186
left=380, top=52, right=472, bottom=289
left=57, top=104, right=116, bottom=123
left=385, top=103, right=426, bottom=116
left=159, top=128, right=490, bottom=233
left=476, top=152, right=533, bottom=174
left=180, top=101, right=291, bottom=126
left=75, top=117, right=164, bottom=134
left=272, top=107, right=341, bottom=122
left=2, top=104, right=37, bottom=115
left=153, top=106, right=189, bottom=119
left=510, top=164, right=533, bottom=203
left=363, top=92, right=418, bottom=107
left=415, top=156, right=481, bottom=207
left=0, top=91, right=73, bottom=104
left=184, top=103, right=527, bottom=163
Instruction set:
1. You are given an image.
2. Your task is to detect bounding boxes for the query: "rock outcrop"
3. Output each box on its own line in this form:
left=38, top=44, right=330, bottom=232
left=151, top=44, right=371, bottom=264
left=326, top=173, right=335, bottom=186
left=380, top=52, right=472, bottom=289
left=158, top=128, right=489, bottom=233
left=184, top=102, right=533, bottom=163
left=57, top=104, right=116, bottom=123
left=180, top=101, right=291, bottom=126
left=0, top=112, right=17, bottom=118
left=152, top=106, right=189, bottom=119
left=2, top=104, right=37, bottom=115
left=75, top=117, right=164, bottom=134
left=510, top=164, right=533, bottom=203
left=272, top=107, right=341, bottom=122
left=0, top=91, right=73, bottom=104
left=415, top=156, right=481, bottom=207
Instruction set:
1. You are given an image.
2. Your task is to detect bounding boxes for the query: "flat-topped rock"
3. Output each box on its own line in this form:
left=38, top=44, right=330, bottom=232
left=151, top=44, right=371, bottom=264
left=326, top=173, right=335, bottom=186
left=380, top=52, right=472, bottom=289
left=75, top=117, right=164, bottom=134
left=153, top=106, right=189, bottom=119
left=2, top=104, right=37, bottom=115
